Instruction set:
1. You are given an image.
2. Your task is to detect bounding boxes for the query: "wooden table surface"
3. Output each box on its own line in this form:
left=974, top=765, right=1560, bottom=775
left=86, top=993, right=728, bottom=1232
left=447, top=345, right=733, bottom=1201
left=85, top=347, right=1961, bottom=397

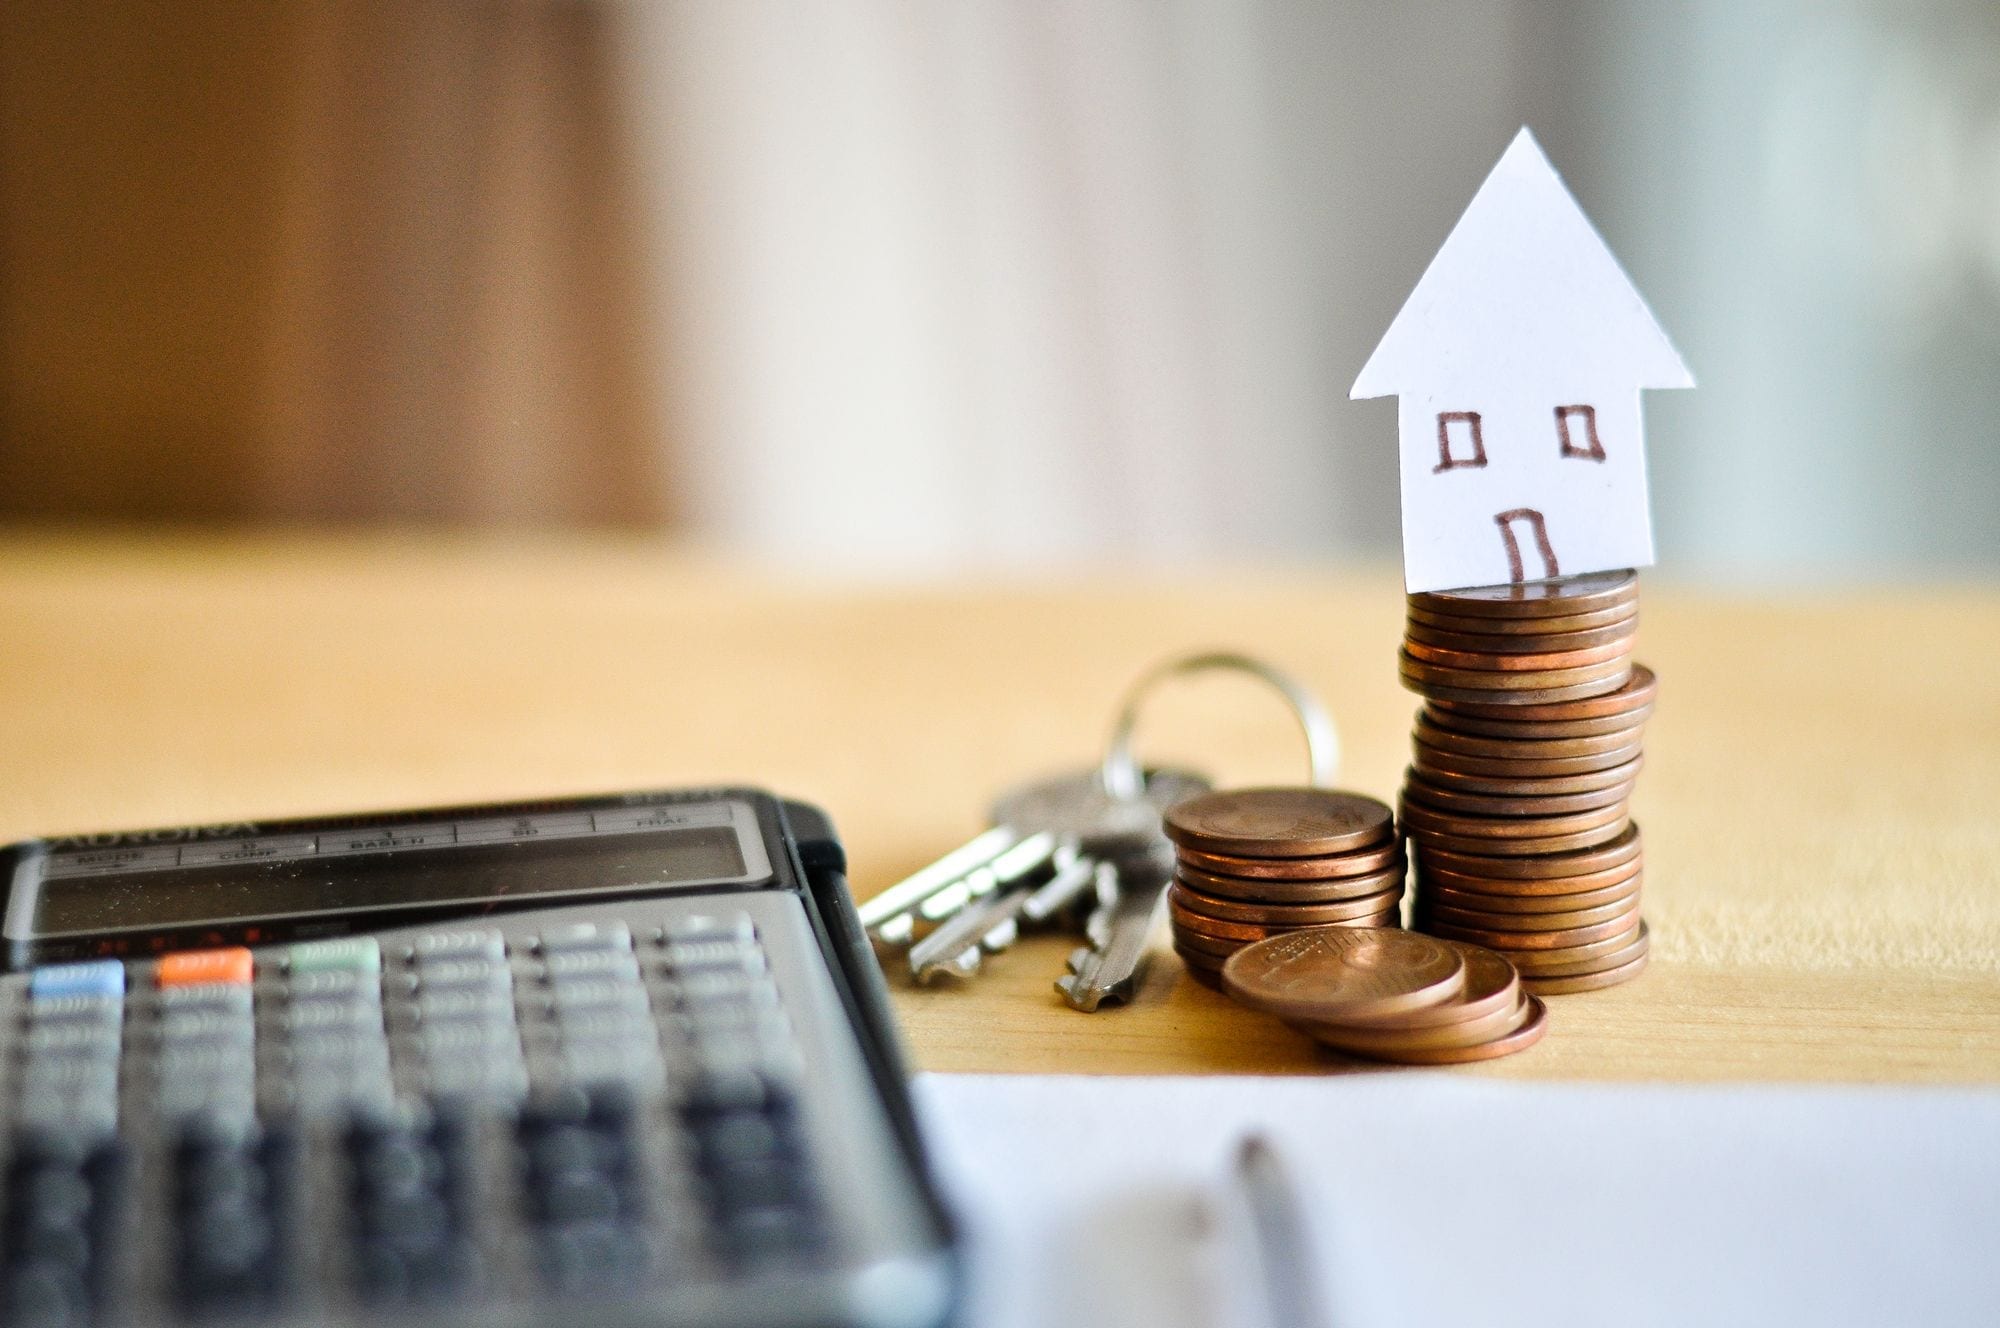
left=3, top=532, right=1996, bottom=1083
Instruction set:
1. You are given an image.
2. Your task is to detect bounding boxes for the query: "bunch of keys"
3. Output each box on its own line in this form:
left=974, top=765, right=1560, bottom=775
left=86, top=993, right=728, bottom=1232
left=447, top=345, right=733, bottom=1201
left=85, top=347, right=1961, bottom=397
left=859, top=652, right=1340, bottom=1010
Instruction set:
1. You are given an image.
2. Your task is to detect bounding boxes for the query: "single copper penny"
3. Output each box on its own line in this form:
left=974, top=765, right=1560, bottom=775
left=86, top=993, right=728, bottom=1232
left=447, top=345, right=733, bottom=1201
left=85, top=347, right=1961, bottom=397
left=1406, top=756, right=1643, bottom=797
left=1525, top=939, right=1651, bottom=993
left=1175, top=860, right=1407, bottom=904
left=1174, top=838, right=1405, bottom=880
left=1407, top=600, right=1638, bottom=636
left=1295, top=991, right=1522, bottom=1053
left=1421, top=906, right=1640, bottom=951
left=1408, top=570, right=1637, bottom=618
left=1466, top=922, right=1647, bottom=971
left=1165, top=788, right=1394, bottom=858
left=1429, top=664, right=1658, bottom=722
left=1169, top=881, right=1403, bottom=927
left=1294, top=941, right=1521, bottom=1037
left=1413, top=720, right=1645, bottom=761
left=1412, top=743, right=1644, bottom=780
left=1417, top=822, right=1642, bottom=880
left=1418, top=872, right=1641, bottom=914
left=1404, top=674, right=1636, bottom=707
left=1402, top=769, right=1637, bottom=817
left=1416, top=892, right=1639, bottom=932
left=1172, top=928, right=1244, bottom=959
left=1398, top=650, right=1634, bottom=692
left=1358, top=995, right=1549, bottom=1064
left=1401, top=638, right=1634, bottom=673
left=1221, top=926, right=1467, bottom=1022
left=1509, top=922, right=1651, bottom=977
left=1404, top=818, right=1632, bottom=860
left=1419, top=704, right=1653, bottom=742
left=1398, top=797, right=1628, bottom=840
left=1403, top=620, right=1638, bottom=657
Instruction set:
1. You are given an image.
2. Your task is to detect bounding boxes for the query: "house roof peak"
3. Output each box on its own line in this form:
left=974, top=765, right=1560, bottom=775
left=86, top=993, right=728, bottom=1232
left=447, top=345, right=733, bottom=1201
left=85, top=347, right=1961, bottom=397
left=1350, top=127, right=1694, bottom=400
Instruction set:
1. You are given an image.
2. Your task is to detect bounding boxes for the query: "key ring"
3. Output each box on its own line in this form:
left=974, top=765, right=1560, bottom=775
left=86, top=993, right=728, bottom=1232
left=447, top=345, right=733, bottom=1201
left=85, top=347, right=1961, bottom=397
left=1099, top=651, right=1340, bottom=801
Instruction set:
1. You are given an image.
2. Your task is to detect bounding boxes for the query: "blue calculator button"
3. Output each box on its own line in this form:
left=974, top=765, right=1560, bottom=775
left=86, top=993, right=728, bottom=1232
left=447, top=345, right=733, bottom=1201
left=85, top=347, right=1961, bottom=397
left=29, top=961, right=126, bottom=1002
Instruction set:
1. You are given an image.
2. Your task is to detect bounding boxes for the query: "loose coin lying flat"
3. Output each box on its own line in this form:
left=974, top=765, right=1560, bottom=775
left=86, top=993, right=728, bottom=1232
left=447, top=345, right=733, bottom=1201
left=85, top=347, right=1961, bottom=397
left=1220, top=926, right=1466, bottom=1021
left=1165, top=788, right=1394, bottom=858
left=1364, top=996, right=1549, bottom=1064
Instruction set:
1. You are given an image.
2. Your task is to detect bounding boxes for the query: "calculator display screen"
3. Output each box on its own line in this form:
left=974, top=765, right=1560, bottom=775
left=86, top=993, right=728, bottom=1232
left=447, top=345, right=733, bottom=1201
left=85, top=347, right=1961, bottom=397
left=12, top=800, right=769, bottom=942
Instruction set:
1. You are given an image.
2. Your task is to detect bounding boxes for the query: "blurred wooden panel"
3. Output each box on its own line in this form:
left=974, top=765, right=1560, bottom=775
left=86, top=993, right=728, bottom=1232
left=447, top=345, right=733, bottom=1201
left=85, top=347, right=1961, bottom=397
left=0, top=1, right=665, bottom=526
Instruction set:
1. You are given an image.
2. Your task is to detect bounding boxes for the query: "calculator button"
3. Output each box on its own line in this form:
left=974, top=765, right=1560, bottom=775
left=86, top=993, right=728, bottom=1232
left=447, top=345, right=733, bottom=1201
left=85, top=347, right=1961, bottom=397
left=157, top=947, right=254, bottom=988
left=410, top=930, right=507, bottom=964
left=412, top=957, right=510, bottom=991
left=544, top=949, right=641, bottom=983
left=27, top=960, right=126, bottom=1002
left=537, top=922, right=633, bottom=955
left=158, top=981, right=255, bottom=1014
left=171, top=1130, right=296, bottom=1315
left=345, top=1119, right=478, bottom=1305
left=285, top=936, right=381, bottom=975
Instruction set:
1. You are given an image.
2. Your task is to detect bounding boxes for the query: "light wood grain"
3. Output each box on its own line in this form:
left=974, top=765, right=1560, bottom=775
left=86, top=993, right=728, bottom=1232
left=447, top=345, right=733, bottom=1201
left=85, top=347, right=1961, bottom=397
left=2, top=532, right=1996, bottom=1083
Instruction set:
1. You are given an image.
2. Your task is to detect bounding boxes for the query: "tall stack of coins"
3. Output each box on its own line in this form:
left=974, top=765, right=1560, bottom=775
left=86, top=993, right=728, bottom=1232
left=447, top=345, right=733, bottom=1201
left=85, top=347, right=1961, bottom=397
left=1397, top=570, right=1654, bottom=993
left=1221, top=927, right=1546, bottom=1064
left=1161, top=788, right=1405, bottom=987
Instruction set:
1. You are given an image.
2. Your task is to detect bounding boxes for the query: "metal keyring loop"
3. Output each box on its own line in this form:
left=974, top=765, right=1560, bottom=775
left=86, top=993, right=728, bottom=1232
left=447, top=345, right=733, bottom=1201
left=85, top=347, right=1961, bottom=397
left=1099, top=651, right=1340, bottom=800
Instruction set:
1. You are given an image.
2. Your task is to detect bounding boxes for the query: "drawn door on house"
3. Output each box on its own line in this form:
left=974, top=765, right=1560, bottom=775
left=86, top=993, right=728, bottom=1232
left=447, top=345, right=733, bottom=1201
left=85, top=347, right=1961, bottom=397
left=1494, top=508, right=1559, bottom=583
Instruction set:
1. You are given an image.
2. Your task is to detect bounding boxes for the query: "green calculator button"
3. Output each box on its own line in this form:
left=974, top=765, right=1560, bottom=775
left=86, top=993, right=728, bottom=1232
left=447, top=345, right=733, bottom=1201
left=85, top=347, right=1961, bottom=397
left=286, top=937, right=382, bottom=975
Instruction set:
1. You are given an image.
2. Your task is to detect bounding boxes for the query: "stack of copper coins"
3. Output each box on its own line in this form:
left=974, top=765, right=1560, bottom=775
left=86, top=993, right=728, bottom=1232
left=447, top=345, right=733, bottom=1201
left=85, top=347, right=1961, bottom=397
left=1221, top=927, right=1546, bottom=1064
left=1396, top=570, right=1654, bottom=993
left=1160, top=788, right=1405, bottom=987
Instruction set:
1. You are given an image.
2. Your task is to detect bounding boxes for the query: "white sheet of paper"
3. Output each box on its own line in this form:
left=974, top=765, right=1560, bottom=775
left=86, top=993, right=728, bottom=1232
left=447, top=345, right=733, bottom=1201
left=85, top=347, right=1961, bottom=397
left=1350, top=129, right=1693, bottom=594
left=916, top=1073, right=2000, bottom=1328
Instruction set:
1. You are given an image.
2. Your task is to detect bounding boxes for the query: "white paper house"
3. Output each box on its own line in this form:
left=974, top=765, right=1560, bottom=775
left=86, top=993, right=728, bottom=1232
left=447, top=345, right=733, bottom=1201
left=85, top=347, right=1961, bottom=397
left=1351, top=128, right=1693, bottom=595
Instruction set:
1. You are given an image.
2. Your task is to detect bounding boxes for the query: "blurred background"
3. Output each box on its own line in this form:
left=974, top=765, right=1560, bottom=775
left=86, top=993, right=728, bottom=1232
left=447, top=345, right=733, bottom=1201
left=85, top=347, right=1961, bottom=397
left=3, top=0, right=1996, bottom=581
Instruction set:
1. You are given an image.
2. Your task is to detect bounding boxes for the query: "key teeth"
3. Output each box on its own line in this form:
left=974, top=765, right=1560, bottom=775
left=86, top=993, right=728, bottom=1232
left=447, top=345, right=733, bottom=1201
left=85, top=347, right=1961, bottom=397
left=1054, top=974, right=1104, bottom=1013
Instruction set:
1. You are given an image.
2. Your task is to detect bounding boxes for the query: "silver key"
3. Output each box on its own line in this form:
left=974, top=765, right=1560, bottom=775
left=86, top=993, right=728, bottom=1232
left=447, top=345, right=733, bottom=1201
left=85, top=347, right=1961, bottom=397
left=1057, top=866, right=1168, bottom=1011
left=866, top=766, right=1208, bottom=981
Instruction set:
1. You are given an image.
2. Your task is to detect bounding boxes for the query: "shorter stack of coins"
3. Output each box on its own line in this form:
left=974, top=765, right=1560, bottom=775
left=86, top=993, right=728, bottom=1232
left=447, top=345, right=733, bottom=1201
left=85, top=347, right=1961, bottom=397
left=1221, top=926, right=1546, bottom=1064
left=1397, top=570, right=1653, bottom=993
left=1160, top=788, right=1405, bottom=987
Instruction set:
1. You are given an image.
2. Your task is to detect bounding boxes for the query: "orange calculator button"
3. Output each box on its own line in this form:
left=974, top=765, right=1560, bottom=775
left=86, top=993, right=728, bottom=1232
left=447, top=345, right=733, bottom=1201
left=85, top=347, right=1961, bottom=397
left=156, top=946, right=254, bottom=987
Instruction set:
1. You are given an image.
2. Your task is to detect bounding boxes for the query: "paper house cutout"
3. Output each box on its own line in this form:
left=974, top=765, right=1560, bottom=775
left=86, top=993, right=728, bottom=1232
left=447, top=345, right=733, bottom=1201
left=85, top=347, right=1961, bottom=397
left=1351, top=128, right=1693, bottom=594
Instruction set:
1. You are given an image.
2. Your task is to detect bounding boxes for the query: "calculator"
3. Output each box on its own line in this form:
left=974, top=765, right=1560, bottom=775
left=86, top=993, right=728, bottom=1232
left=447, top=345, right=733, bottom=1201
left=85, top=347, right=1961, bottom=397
left=0, top=788, right=960, bottom=1328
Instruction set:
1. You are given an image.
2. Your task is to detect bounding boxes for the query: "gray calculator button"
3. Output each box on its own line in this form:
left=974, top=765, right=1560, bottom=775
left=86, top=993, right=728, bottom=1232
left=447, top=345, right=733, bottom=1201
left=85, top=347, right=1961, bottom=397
left=158, top=1010, right=256, bottom=1044
left=538, top=922, right=632, bottom=954
left=659, top=914, right=756, bottom=947
left=26, top=993, right=124, bottom=1025
left=557, top=1043, right=663, bottom=1090
left=413, top=957, right=510, bottom=990
left=409, top=1019, right=522, bottom=1056
left=550, top=980, right=648, bottom=1016
left=157, top=983, right=255, bottom=1014
left=659, top=939, right=765, bottom=975
left=546, top=1009, right=651, bottom=1044
left=415, top=989, right=514, bottom=1023
left=544, top=950, right=641, bottom=984
left=24, top=1021, right=121, bottom=1055
left=425, top=1060, right=529, bottom=1101
left=672, top=970, right=780, bottom=1010
left=292, top=1029, right=389, bottom=1064
left=288, top=969, right=378, bottom=1000
left=411, top=930, right=507, bottom=963
left=282, top=997, right=381, bottom=1032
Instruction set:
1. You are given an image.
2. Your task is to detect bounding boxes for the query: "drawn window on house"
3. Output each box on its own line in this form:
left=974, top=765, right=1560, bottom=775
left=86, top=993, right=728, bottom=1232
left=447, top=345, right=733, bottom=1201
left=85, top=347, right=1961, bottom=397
left=1556, top=404, right=1605, bottom=461
left=1494, top=508, right=1561, bottom=583
left=1434, top=411, right=1487, bottom=473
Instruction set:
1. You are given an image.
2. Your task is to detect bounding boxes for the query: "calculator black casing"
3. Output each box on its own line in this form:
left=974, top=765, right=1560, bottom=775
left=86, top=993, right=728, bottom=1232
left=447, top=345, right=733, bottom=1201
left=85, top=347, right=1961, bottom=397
left=0, top=787, right=964, bottom=1328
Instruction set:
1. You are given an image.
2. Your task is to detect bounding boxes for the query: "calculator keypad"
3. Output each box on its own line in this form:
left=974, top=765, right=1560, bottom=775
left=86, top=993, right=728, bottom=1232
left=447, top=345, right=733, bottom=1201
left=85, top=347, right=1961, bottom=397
left=0, top=900, right=873, bottom=1325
